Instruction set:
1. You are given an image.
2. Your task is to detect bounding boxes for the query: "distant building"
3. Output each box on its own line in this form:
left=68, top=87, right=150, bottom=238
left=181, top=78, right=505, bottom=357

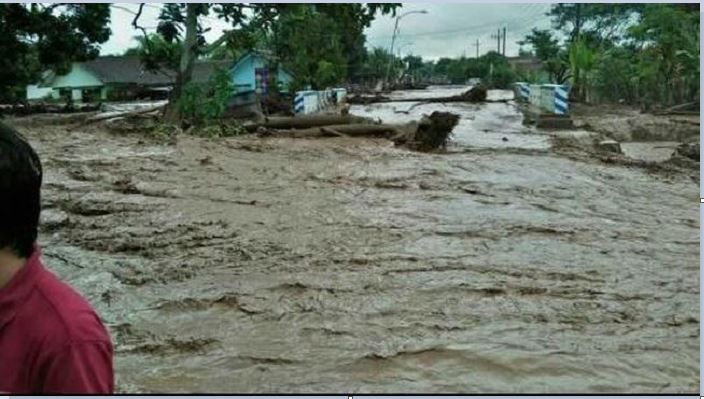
left=27, top=52, right=294, bottom=102
left=229, top=51, right=294, bottom=95
left=507, top=55, right=543, bottom=75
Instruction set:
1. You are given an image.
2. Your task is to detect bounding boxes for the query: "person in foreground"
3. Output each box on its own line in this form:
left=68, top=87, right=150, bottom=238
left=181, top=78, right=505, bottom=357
left=0, top=122, right=113, bottom=394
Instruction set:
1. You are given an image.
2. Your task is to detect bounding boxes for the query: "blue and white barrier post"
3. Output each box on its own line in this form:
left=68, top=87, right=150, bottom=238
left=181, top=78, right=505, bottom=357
left=294, top=92, right=305, bottom=114
left=518, top=82, right=571, bottom=116
left=519, top=84, right=530, bottom=101
left=553, top=85, right=569, bottom=115
left=294, top=88, right=347, bottom=115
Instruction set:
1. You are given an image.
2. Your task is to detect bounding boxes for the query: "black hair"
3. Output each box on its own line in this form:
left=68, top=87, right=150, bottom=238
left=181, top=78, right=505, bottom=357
left=0, top=121, right=42, bottom=258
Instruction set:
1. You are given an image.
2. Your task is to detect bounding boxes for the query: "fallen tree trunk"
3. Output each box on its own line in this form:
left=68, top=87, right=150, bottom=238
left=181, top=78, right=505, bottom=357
left=348, top=85, right=489, bottom=105
left=264, top=123, right=404, bottom=138
left=244, top=114, right=374, bottom=132
left=0, top=103, right=101, bottom=116
left=82, top=105, right=165, bottom=125
left=654, top=101, right=699, bottom=115
left=260, top=111, right=460, bottom=152
left=346, top=94, right=392, bottom=105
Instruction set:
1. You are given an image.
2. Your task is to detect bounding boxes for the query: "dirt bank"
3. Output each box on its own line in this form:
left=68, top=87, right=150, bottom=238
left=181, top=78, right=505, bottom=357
left=571, top=103, right=700, bottom=143
left=3, top=89, right=699, bottom=393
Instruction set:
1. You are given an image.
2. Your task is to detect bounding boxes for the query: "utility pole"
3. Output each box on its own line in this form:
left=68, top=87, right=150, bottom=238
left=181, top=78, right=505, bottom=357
left=385, top=10, right=428, bottom=89
left=490, top=29, right=500, bottom=53
left=473, top=39, right=480, bottom=58
left=385, top=17, right=401, bottom=88
left=502, top=27, right=506, bottom=56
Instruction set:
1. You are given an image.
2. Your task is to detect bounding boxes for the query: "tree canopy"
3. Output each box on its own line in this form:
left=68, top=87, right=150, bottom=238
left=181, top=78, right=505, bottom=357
left=521, top=3, right=699, bottom=106
left=0, top=4, right=111, bottom=102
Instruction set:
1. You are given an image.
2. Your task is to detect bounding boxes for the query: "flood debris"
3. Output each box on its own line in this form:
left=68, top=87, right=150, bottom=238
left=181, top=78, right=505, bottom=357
left=402, top=111, right=461, bottom=151
left=347, top=85, right=489, bottom=105
left=653, top=101, right=700, bottom=116
left=8, top=85, right=698, bottom=393
left=675, top=140, right=699, bottom=161
left=347, top=93, right=392, bottom=105
left=83, top=105, right=165, bottom=126
left=598, top=140, right=622, bottom=154
left=0, top=102, right=101, bottom=116
left=243, top=114, right=375, bottom=132
left=257, top=111, right=460, bottom=152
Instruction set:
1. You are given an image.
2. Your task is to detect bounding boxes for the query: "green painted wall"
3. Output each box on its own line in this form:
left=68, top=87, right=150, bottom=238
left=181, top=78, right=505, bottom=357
left=50, top=63, right=104, bottom=89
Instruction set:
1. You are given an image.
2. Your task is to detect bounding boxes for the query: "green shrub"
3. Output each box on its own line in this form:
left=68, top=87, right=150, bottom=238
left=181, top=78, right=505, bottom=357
left=178, top=68, right=234, bottom=125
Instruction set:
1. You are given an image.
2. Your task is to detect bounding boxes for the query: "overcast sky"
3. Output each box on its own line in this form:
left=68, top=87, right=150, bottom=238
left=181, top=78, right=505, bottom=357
left=101, top=3, right=554, bottom=60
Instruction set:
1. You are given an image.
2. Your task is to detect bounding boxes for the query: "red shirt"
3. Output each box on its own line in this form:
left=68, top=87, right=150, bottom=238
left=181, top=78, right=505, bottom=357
left=0, top=247, right=114, bottom=393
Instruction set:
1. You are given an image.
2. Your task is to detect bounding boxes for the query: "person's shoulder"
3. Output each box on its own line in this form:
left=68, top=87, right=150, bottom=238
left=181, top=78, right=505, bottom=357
left=26, top=267, right=111, bottom=346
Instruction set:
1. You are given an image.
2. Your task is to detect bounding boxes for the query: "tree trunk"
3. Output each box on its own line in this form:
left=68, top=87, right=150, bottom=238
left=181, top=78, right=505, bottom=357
left=244, top=114, right=374, bottom=132
left=164, top=4, right=199, bottom=124
left=265, top=124, right=405, bottom=138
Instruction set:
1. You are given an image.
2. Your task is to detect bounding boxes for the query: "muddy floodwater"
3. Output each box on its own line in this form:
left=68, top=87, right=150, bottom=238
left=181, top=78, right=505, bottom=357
left=12, top=87, right=699, bottom=393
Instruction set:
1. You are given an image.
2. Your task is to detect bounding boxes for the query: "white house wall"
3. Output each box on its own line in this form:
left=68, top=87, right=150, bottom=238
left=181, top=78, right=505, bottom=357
left=26, top=85, right=58, bottom=101
left=50, top=63, right=104, bottom=90
left=230, top=53, right=294, bottom=93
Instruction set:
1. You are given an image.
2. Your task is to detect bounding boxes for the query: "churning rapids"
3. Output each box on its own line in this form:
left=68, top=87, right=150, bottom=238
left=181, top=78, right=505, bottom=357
left=10, top=87, right=699, bottom=392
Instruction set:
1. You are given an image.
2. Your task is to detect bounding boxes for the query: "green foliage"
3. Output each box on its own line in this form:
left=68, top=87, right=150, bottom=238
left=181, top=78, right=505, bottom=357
left=519, top=29, right=569, bottom=84
left=314, top=4, right=400, bottom=82
left=124, top=34, right=182, bottom=72
left=592, top=46, right=637, bottom=102
left=268, top=4, right=399, bottom=89
left=488, top=64, right=517, bottom=90
left=568, top=38, right=598, bottom=99
left=0, top=4, right=111, bottom=103
left=523, top=4, right=699, bottom=106
left=412, top=51, right=516, bottom=88
left=271, top=6, right=347, bottom=90
left=193, top=123, right=246, bottom=138
left=549, top=4, right=644, bottom=42
left=178, top=68, right=234, bottom=125
left=149, top=3, right=397, bottom=118
left=358, top=47, right=403, bottom=84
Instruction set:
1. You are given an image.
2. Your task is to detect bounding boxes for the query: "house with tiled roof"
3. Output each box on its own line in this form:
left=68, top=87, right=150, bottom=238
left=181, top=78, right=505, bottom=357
left=27, top=52, right=294, bottom=103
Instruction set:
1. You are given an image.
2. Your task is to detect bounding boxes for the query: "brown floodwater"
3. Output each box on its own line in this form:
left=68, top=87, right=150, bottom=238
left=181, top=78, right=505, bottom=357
left=11, top=87, right=699, bottom=393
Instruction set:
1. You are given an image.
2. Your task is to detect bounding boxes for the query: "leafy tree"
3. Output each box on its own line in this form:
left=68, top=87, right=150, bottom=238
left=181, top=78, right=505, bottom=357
left=532, top=3, right=700, bottom=106
left=358, top=47, right=403, bottom=85
left=414, top=51, right=516, bottom=88
left=124, top=33, right=182, bottom=72
left=178, top=67, right=234, bottom=126
left=518, top=47, right=533, bottom=57
left=568, top=38, right=597, bottom=101
left=314, top=4, right=400, bottom=82
left=433, top=58, right=454, bottom=78
left=629, top=4, right=700, bottom=105
left=548, top=4, right=645, bottom=99
left=592, top=46, right=637, bottom=103
left=519, top=28, right=569, bottom=84
left=270, top=5, right=346, bottom=90
left=136, top=3, right=398, bottom=122
left=0, top=4, right=111, bottom=103
left=549, top=4, right=644, bottom=43
left=133, top=3, right=283, bottom=122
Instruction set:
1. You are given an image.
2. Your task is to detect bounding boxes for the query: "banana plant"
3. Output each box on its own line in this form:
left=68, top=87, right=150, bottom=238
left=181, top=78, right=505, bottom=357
left=568, top=38, right=598, bottom=102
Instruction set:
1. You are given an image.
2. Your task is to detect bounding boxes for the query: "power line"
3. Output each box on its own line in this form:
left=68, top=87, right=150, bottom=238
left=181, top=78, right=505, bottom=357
left=368, top=10, right=550, bottom=41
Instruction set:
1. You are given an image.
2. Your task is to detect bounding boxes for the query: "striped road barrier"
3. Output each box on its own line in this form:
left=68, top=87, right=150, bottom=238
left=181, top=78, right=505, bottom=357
left=554, top=85, right=569, bottom=115
left=294, top=88, right=346, bottom=115
left=294, top=92, right=305, bottom=114
left=518, top=83, right=570, bottom=115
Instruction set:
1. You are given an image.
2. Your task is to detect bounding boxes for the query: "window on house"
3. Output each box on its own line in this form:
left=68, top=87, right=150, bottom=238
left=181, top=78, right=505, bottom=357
left=255, top=68, right=269, bottom=95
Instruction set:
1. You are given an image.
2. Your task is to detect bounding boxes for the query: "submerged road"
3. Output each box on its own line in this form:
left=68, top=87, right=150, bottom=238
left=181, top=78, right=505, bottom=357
left=13, top=87, right=699, bottom=392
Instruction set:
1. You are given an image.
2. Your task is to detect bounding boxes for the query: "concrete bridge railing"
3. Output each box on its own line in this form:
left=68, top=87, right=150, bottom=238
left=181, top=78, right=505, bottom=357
left=294, top=88, right=348, bottom=115
left=514, top=82, right=570, bottom=115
